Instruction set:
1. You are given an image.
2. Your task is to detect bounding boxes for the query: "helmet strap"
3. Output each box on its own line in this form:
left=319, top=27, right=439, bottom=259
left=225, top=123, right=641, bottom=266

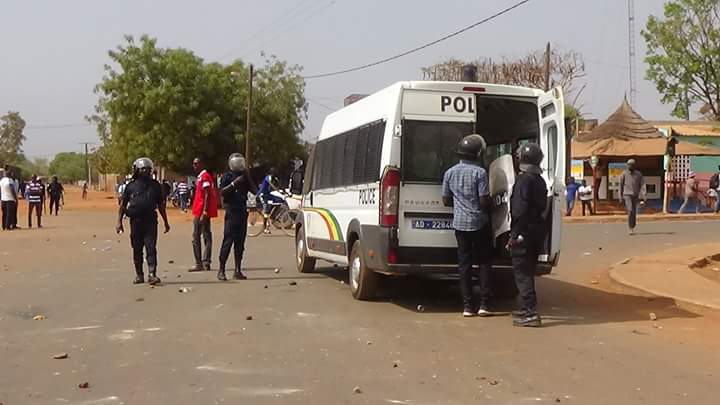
left=519, top=163, right=542, bottom=175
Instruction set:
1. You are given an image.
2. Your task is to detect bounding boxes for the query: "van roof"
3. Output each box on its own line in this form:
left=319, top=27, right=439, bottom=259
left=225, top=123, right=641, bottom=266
left=317, top=81, right=546, bottom=141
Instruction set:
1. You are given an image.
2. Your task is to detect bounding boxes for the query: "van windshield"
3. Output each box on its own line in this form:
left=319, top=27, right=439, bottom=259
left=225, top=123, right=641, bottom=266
left=402, top=120, right=473, bottom=183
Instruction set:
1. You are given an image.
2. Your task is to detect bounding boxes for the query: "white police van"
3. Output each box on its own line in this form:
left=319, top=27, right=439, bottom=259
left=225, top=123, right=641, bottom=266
left=295, top=81, right=565, bottom=300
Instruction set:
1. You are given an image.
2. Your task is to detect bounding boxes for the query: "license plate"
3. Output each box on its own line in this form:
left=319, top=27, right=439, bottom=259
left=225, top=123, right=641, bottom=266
left=411, top=219, right=453, bottom=230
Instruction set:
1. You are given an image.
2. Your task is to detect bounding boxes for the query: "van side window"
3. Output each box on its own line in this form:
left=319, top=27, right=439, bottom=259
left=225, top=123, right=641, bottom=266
left=311, top=120, right=386, bottom=190
left=547, top=124, right=558, bottom=176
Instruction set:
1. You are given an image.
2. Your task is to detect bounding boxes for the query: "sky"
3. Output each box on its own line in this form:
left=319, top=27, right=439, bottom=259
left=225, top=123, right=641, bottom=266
left=0, top=0, right=674, bottom=159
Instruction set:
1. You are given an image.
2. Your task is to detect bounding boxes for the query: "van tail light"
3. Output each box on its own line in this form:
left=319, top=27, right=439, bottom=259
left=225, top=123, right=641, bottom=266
left=380, top=167, right=400, bottom=227
left=387, top=247, right=398, bottom=264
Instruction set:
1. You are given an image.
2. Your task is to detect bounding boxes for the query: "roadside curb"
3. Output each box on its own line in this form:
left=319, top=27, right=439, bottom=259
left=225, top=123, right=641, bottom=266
left=565, top=213, right=720, bottom=224
left=608, top=256, right=720, bottom=311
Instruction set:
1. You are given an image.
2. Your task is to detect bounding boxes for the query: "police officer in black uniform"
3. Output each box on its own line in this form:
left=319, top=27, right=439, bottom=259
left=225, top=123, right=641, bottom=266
left=217, top=153, right=257, bottom=281
left=508, top=143, right=548, bottom=327
left=116, top=158, right=171, bottom=285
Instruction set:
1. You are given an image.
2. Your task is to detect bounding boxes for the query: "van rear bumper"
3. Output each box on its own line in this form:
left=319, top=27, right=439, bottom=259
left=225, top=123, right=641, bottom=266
left=360, top=233, right=552, bottom=276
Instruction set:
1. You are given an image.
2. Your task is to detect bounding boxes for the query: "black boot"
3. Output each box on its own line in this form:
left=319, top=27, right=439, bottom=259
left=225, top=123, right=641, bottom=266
left=217, top=264, right=227, bottom=281
left=512, top=309, right=542, bottom=327
left=133, top=273, right=145, bottom=284
left=233, top=268, right=247, bottom=280
left=147, top=268, right=161, bottom=285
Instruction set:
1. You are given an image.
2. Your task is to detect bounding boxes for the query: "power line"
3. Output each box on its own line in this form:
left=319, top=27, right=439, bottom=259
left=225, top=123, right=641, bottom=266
left=303, top=0, right=535, bottom=79
left=217, top=0, right=311, bottom=61
left=307, top=97, right=337, bottom=112
left=25, top=123, right=93, bottom=130
left=239, top=0, right=339, bottom=60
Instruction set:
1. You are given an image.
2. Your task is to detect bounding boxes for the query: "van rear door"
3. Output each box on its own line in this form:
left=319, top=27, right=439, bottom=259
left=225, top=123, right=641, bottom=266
left=537, top=87, right=565, bottom=265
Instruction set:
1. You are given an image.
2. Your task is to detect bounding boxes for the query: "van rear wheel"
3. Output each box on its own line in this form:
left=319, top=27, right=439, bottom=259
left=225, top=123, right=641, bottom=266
left=296, top=228, right=316, bottom=273
left=349, top=240, right=378, bottom=300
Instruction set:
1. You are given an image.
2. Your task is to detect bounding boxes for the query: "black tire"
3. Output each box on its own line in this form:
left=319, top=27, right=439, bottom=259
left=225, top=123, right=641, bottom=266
left=491, top=269, right=519, bottom=300
left=296, top=228, right=316, bottom=273
left=349, top=240, right=378, bottom=300
left=272, top=205, right=295, bottom=236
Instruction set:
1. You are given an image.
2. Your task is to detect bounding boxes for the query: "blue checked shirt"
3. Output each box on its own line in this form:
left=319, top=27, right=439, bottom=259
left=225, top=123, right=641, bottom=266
left=442, top=160, right=490, bottom=231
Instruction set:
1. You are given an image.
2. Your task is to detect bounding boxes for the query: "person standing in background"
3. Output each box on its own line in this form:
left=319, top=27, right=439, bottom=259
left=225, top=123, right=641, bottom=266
left=578, top=179, right=594, bottom=216
left=26, top=175, right=45, bottom=228
left=619, top=159, right=645, bottom=235
left=82, top=182, right=88, bottom=200
left=565, top=177, right=579, bottom=216
left=189, top=158, right=218, bottom=272
left=0, top=169, right=18, bottom=230
left=678, top=171, right=704, bottom=214
left=47, top=176, right=64, bottom=216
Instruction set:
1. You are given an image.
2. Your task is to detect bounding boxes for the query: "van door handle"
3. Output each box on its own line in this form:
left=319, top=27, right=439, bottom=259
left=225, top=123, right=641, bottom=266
left=310, top=192, right=314, bottom=206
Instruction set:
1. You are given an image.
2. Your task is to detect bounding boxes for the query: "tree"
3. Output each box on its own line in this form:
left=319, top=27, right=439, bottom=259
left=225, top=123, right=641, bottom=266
left=642, top=0, right=720, bottom=120
left=49, top=152, right=88, bottom=182
left=0, top=111, right=27, bottom=165
left=93, top=35, right=307, bottom=173
left=421, top=47, right=586, bottom=111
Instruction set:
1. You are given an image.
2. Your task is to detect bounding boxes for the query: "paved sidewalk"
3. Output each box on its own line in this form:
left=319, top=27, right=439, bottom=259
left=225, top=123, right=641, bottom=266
left=609, top=243, right=720, bottom=310
left=565, top=213, right=720, bottom=224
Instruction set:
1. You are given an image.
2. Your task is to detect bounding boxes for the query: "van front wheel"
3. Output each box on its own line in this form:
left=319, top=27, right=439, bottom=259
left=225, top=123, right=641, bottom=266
left=296, top=228, right=316, bottom=273
left=349, top=240, right=378, bottom=300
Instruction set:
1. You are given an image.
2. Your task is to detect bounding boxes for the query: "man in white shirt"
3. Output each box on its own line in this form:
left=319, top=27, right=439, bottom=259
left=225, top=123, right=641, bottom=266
left=578, top=179, right=594, bottom=216
left=0, top=168, right=18, bottom=230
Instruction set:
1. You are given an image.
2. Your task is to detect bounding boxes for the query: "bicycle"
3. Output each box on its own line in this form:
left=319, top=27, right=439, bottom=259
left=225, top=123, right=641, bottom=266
left=247, top=194, right=296, bottom=237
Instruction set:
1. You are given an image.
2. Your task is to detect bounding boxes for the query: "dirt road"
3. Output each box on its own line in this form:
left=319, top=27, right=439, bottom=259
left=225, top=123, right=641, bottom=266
left=1, top=190, right=719, bottom=404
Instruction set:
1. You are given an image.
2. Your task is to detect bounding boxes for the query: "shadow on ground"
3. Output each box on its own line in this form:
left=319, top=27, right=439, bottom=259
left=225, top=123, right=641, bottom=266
left=312, top=265, right=701, bottom=327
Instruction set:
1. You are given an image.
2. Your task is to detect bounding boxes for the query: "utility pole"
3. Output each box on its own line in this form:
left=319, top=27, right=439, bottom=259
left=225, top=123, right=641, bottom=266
left=627, top=0, right=637, bottom=106
left=79, top=142, right=93, bottom=186
left=246, top=64, right=254, bottom=167
left=544, top=42, right=551, bottom=91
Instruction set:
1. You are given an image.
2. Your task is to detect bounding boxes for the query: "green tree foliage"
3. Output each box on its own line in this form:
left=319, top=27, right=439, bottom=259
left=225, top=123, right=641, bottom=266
left=49, top=152, right=87, bottom=182
left=643, top=0, right=720, bottom=120
left=14, top=155, right=49, bottom=178
left=93, top=35, right=307, bottom=173
left=0, top=111, right=27, bottom=165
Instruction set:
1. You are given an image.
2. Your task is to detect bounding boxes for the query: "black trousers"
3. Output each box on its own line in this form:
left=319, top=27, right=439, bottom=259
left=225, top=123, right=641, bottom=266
left=130, top=218, right=158, bottom=274
left=511, top=240, right=539, bottom=311
left=1, top=201, right=16, bottom=230
left=581, top=200, right=593, bottom=216
left=192, top=216, right=212, bottom=267
left=28, top=202, right=42, bottom=227
left=219, top=209, right=248, bottom=271
left=49, top=196, right=61, bottom=215
left=455, top=228, right=492, bottom=310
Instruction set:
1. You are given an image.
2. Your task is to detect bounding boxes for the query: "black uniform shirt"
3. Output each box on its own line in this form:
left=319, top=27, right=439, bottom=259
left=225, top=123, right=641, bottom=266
left=220, top=171, right=250, bottom=211
left=122, top=177, right=164, bottom=220
left=510, top=172, right=548, bottom=240
left=47, top=182, right=64, bottom=198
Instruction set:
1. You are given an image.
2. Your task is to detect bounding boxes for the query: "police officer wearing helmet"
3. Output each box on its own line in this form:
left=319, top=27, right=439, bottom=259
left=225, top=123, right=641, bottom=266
left=217, top=153, right=257, bottom=281
left=116, top=157, right=171, bottom=285
left=508, top=143, right=548, bottom=327
left=442, top=134, right=493, bottom=317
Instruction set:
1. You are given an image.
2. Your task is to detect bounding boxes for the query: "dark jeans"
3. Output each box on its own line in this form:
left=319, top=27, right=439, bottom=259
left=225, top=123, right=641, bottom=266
left=1, top=200, right=16, bottom=230
left=130, top=218, right=158, bottom=274
left=581, top=200, right=593, bottom=216
left=219, top=209, right=248, bottom=272
left=179, top=194, right=189, bottom=211
left=623, top=195, right=639, bottom=229
left=511, top=240, right=539, bottom=311
left=49, top=196, right=61, bottom=215
left=454, top=228, right=492, bottom=310
left=192, top=216, right=213, bottom=267
left=28, top=202, right=42, bottom=227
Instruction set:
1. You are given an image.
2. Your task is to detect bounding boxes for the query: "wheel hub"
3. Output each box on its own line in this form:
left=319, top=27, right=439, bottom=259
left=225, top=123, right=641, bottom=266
left=350, top=256, right=361, bottom=291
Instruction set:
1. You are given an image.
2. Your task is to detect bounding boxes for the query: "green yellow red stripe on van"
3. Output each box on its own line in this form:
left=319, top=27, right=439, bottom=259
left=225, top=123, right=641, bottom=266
left=304, top=208, right=343, bottom=241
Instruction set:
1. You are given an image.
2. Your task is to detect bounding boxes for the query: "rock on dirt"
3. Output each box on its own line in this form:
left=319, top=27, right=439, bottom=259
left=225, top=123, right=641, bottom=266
left=288, top=281, right=297, bottom=286
left=33, top=314, right=46, bottom=321
left=78, top=382, right=90, bottom=389
left=353, top=386, right=362, bottom=394
left=135, top=298, right=145, bottom=302
left=53, top=353, right=69, bottom=359
left=417, top=305, right=425, bottom=312
left=168, top=260, right=175, bottom=264
left=178, top=287, right=192, bottom=293
left=649, top=312, right=658, bottom=321
left=245, top=315, right=253, bottom=321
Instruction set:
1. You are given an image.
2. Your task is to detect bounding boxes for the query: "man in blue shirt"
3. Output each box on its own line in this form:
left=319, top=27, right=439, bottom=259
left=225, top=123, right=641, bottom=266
left=258, top=167, right=284, bottom=214
left=565, top=177, right=579, bottom=216
left=442, top=134, right=493, bottom=317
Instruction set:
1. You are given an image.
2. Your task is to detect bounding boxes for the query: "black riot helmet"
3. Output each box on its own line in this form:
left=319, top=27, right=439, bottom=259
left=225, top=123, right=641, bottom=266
left=456, top=134, right=487, bottom=161
left=228, top=153, right=246, bottom=173
left=516, top=143, right=544, bottom=174
left=132, top=157, right=154, bottom=178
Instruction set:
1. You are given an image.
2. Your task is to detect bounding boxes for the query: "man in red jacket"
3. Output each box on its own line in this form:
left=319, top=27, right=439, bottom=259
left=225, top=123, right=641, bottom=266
left=189, top=157, right=218, bottom=272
